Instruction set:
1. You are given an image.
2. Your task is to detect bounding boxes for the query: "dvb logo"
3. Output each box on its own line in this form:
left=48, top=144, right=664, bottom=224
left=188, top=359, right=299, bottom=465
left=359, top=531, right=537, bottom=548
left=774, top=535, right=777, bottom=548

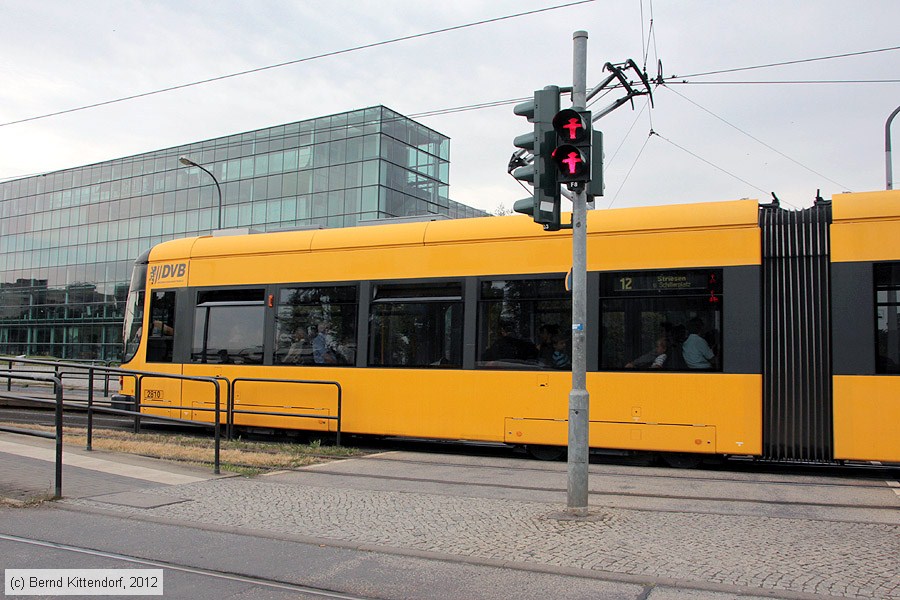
left=149, top=263, right=187, bottom=284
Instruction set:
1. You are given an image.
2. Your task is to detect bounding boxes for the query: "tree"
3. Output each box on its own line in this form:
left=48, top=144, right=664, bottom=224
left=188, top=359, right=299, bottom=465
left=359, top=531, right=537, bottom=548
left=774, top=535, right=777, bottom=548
left=490, top=203, right=513, bottom=216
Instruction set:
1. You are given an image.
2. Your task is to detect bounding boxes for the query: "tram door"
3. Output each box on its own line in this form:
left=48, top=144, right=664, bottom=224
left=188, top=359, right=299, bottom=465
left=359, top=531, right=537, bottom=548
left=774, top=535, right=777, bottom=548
left=759, top=201, right=833, bottom=461
left=142, top=289, right=186, bottom=419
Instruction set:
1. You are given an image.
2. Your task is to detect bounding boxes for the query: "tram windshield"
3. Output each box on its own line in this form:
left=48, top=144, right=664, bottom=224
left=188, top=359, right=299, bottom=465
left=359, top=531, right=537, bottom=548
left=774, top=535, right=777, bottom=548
left=122, top=254, right=150, bottom=363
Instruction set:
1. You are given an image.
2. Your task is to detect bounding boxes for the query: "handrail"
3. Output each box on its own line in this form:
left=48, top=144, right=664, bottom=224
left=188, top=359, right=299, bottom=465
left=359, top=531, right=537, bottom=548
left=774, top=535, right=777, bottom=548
left=3, top=356, right=116, bottom=396
left=229, top=377, right=342, bottom=445
left=1, top=357, right=226, bottom=475
left=2, top=357, right=346, bottom=477
left=99, top=370, right=224, bottom=475
left=0, top=371, right=64, bottom=498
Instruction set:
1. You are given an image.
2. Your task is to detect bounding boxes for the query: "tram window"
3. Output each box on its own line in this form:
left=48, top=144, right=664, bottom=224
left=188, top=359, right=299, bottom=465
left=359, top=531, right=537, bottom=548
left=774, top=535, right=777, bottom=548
left=600, top=270, right=723, bottom=371
left=368, top=282, right=463, bottom=368
left=191, top=289, right=265, bottom=364
left=477, top=278, right=571, bottom=370
left=146, top=290, right=176, bottom=363
left=274, top=286, right=357, bottom=366
left=123, top=290, right=145, bottom=363
left=875, top=263, right=900, bottom=374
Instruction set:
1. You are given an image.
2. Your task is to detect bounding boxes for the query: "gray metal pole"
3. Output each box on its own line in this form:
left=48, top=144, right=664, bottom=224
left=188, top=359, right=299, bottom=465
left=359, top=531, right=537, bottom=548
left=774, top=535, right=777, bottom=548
left=54, top=375, right=63, bottom=499
left=886, top=105, right=900, bottom=190
left=567, top=30, right=590, bottom=515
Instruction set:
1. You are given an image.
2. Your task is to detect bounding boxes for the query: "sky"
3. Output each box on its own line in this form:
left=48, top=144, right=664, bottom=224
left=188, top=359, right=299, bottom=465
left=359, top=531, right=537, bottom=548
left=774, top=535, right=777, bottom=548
left=0, top=0, right=898, bottom=214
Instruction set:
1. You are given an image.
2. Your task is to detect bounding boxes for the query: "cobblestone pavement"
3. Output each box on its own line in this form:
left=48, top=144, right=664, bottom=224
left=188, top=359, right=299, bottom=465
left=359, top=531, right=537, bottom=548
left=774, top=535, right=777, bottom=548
left=66, top=473, right=900, bottom=600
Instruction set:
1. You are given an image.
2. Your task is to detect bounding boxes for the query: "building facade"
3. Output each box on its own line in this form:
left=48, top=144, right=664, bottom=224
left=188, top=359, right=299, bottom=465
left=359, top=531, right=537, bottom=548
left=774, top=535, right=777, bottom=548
left=0, top=106, right=484, bottom=361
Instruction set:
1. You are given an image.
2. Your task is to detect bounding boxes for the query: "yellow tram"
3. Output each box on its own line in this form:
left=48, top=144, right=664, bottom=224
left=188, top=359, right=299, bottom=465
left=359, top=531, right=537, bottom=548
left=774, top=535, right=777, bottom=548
left=116, top=190, right=900, bottom=465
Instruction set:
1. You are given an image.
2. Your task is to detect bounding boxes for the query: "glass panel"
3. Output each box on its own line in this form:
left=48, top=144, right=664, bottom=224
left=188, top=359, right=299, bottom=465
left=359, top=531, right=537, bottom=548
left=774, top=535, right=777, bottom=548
left=274, top=286, right=357, bottom=366
left=281, top=197, right=297, bottom=221
left=192, top=305, right=264, bottom=364
left=368, top=282, right=463, bottom=368
left=240, top=156, right=254, bottom=179
left=146, top=290, right=176, bottom=363
left=599, top=269, right=723, bottom=371
left=362, top=161, right=379, bottom=186
left=251, top=201, right=266, bottom=226
left=122, top=262, right=147, bottom=363
left=268, top=151, right=284, bottom=173
left=191, top=289, right=265, bottom=364
left=282, top=172, right=299, bottom=196
left=875, top=263, right=900, bottom=373
left=346, top=138, right=363, bottom=162
left=477, top=278, right=570, bottom=370
left=252, top=177, right=268, bottom=202
left=254, top=154, right=269, bottom=177
left=284, top=148, right=300, bottom=170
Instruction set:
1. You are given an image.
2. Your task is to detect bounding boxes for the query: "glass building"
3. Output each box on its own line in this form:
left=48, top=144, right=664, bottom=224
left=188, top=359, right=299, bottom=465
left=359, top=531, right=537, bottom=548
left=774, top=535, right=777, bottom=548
left=0, top=106, right=485, bottom=361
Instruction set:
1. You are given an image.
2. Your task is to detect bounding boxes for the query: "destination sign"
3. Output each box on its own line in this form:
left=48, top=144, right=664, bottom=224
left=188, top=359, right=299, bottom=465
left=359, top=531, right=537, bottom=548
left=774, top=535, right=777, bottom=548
left=604, top=270, right=722, bottom=296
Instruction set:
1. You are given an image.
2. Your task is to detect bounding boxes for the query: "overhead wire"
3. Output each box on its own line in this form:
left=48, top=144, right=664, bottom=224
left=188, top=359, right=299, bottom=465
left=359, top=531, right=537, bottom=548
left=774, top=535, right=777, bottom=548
left=604, top=0, right=658, bottom=208
left=409, top=98, right=529, bottom=119
left=666, top=78, right=900, bottom=85
left=640, top=1, right=649, bottom=69
left=0, top=0, right=597, bottom=129
left=651, top=131, right=798, bottom=207
left=642, top=0, right=657, bottom=133
left=659, top=84, right=851, bottom=189
left=628, top=8, right=784, bottom=204
left=640, top=0, right=659, bottom=76
left=606, top=100, right=650, bottom=168
left=1, top=97, right=543, bottom=183
left=617, top=10, right=883, bottom=206
left=607, top=130, right=653, bottom=209
left=675, top=45, right=900, bottom=79
left=2, top=9, right=896, bottom=204
left=649, top=2, right=660, bottom=77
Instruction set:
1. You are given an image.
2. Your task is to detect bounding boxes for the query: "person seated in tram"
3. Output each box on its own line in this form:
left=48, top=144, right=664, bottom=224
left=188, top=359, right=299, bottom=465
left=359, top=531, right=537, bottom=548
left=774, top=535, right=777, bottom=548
left=625, top=337, right=667, bottom=369
left=536, top=324, right=560, bottom=366
left=682, top=317, right=715, bottom=369
left=550, top=334, right=571, bottom=370
left=481, top=320, right=539, bottom=364
left=282, top=327, right=312, bottom=364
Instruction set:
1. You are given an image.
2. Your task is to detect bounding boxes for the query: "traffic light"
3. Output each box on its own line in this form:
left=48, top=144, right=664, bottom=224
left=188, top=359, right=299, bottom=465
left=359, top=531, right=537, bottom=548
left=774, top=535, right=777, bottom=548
left=551, top=109, right=592, bottom=186
left=586, top=130, right=604, bottom=199
left=511, top=86, right=561, bottom=230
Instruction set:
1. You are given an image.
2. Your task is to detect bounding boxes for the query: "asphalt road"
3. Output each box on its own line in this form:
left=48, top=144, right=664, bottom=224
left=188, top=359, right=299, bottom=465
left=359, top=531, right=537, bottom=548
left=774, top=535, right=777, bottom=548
left=1, top=433, right=898, bottom=600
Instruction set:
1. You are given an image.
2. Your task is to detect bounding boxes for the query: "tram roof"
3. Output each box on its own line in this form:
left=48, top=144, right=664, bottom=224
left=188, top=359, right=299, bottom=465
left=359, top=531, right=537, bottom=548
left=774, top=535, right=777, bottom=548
left=148, top=197, right=765, bottom=263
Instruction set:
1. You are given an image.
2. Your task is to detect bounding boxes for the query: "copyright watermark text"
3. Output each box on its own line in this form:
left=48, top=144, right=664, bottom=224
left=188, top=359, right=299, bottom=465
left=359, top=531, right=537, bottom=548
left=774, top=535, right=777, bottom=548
left=5, top=569, right=163, bottom=596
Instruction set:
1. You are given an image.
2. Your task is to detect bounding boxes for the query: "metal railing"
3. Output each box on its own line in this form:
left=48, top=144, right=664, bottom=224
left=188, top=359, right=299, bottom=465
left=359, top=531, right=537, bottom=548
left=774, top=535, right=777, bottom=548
left=4, top=357, right=116, bottom=396
left=95, top=370, right=226, bottom=473
left=1, top=357, right=345, bottom=497
left=1, top=358, right=226, bottom=494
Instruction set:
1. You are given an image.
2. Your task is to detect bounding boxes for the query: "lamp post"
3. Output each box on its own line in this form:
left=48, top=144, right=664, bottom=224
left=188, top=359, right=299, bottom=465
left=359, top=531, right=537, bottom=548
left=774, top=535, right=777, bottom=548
left=179, top=155, right=223, bottom=230
left=886, top=105, right=900, bottom=190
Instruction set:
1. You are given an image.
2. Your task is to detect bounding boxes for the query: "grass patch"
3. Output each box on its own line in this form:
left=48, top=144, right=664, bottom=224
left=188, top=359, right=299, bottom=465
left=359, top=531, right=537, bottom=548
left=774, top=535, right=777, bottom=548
left=0, top=421, right=362, bottom=474
left=0, top=491, right=55, bottom=508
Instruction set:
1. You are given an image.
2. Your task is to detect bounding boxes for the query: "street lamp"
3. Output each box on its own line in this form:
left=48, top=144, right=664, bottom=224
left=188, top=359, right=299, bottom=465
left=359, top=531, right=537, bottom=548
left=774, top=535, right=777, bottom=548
left=886, top=105, right=900, bottom=190
left=179, top=155, right=223, bottom=230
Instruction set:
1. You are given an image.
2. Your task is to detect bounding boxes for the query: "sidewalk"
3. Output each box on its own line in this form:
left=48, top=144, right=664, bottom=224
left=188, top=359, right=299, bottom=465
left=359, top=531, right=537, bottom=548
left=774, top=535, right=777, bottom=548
left=1, top=431, right=898, bottom=600
left=0, top=434, right=210, bottom=503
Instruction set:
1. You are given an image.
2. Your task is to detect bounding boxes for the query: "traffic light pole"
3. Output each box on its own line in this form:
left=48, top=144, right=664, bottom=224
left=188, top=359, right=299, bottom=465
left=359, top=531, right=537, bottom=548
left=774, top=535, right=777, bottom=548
left=567, top=30, right=590, bottom=515
left=510, top=33, right=652, bottom=514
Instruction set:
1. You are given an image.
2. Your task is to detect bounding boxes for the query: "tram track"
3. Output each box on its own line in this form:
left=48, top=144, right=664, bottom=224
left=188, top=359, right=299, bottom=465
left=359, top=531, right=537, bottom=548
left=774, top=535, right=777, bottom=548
left=346, top=449, right=899, bottom=491
left=295, top=460, right=900, bottom=514
left=0, top=409, right=135, bottom=432
left=4, top=404, right=898, bottom=506
left=0, top=405, right=204, bottom=434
